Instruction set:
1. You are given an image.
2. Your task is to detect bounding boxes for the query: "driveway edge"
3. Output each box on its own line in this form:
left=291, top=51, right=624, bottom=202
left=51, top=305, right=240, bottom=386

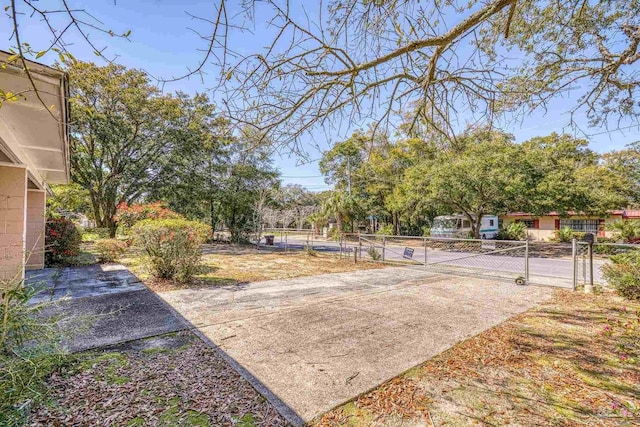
left=151, top=289, right=305, bottom=427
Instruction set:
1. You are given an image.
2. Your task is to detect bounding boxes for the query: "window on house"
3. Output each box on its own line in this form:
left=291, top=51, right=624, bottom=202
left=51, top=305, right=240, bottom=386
left=559, top=219, right=600, bottom=233
left=489, top=219, right=495, bottom=226
left=462, top=220, right=471, bottom=228
left=521, top=219, right=536, bottom=229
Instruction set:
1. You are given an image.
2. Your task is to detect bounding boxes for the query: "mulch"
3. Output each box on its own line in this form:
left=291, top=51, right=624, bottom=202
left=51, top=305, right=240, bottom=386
left=29, top=332, right=290, bottom=427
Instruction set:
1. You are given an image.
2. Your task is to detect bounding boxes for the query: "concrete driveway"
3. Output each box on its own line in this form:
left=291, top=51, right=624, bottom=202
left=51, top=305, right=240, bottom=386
left=158, top=267, right=553, bottom=424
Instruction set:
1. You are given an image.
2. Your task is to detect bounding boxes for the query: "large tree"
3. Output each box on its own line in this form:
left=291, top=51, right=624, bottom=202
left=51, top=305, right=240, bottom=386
left=602, top=142, right=640, bottom=208
left=421, top=130, right=523, bottom=238
left=148, top=94, right=230, bottom=231
left=68, top=61, right=182, bottom=236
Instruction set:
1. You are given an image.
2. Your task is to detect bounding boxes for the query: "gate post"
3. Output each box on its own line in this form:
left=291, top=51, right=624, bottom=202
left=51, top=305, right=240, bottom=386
left=571, top=238, right=577, bottom=291
left=524, top=239, right=530, bottom=282
left=424, top=237, right=428, bottom=268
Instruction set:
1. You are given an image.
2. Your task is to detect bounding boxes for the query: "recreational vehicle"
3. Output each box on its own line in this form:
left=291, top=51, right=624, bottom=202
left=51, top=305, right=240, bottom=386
left=430, top=214, right=499, bottom=239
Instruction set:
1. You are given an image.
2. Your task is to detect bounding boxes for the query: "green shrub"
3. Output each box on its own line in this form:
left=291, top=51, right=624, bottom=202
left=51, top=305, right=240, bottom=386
left=421, top=226, right=431, bottom=237
left=376, top=224, right=395, bottom=236
left=95, top=239, right=129, bottom=263
left=602, top=250, right=640, bottom=300
left=367, top=246, right=382, bottom=260
left=327, top=226, right=341, bottom=240
left=132, top=219, right=211, bottom=281
left=496, top=222, right=528, bottom=240
left=1, top=283, right=70, bottom=426
left=45, top=218, right=81, bottom=267
left=552, top=227, right=585, bottom=243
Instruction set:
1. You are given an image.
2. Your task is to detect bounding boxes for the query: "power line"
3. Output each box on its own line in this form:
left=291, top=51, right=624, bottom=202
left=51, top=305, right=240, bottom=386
left=581, top=124, right=640, bottom=138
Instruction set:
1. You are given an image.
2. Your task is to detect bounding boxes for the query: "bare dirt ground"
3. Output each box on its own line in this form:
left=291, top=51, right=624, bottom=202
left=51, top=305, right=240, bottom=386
left=122, top=244, right=386, bottom=293
left=314, top=290, right=640, bottom=427
left=29, top=332, right=290, bottom=427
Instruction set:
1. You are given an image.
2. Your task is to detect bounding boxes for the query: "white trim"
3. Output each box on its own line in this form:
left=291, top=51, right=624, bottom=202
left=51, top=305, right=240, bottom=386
left=0, top=161, right=27, bottom=169
left=20, top=145, right=65, bottom=153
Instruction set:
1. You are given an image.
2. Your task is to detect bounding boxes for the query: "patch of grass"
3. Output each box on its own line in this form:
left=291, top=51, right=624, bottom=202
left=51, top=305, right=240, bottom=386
left=158, top=398, right=210, bottom=427
left=126, top=417, right=146, bottom=426
left=234, top=413, right=256, bottom=427
left=75, top=352, right=130, bottom=385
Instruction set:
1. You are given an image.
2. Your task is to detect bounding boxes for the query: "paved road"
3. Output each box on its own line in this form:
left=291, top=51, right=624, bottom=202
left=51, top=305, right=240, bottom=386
left=263, top=237, right=607, bottom=288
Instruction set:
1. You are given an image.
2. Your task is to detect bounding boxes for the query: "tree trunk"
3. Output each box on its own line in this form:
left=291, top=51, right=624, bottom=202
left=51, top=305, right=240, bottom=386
left=473, top=214, right=483, bottom=239
left=90, top=194, right=105, bottom=228
left=209, top=199, right=217, bottom=233
left=393, top=212, right=400, bottom=236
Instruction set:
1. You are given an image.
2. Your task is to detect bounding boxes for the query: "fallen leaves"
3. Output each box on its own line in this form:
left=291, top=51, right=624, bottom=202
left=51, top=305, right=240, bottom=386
left=314, top=290, right=640, bottom=426
left=29, top=332, right=290, bottom=426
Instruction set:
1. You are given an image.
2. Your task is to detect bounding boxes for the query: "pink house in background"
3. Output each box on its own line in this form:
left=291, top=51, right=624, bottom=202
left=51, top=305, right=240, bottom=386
left=501, top=210, right=640, bottom=241
left=0, top=51, right=70, bottom=281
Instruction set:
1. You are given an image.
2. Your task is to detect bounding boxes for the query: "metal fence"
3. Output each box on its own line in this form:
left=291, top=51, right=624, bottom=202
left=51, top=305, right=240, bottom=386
left=575, top=242, right=639, bottom=290
left=257, top=229, right=637, bottom=290
left=351, top=234, right=530, bottom=284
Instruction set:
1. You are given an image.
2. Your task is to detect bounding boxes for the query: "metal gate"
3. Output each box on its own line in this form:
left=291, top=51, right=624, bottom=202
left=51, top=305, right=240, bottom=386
left=351, top=234, right=530, bottom=284
left=574, top=241, right=639, bottom=290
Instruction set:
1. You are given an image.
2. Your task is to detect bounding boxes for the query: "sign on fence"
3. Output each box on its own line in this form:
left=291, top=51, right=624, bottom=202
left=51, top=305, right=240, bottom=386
left=403, top=247, right=414, bottom=259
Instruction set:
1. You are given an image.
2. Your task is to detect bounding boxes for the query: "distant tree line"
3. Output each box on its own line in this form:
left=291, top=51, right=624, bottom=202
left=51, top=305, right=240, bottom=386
left=317, top=125, right=640, bottom=239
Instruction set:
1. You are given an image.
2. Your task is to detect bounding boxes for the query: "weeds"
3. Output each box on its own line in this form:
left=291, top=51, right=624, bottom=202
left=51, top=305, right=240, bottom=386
left=1, top=281, right=70, bottom=427
left=366, top=246, right=382, bottom=261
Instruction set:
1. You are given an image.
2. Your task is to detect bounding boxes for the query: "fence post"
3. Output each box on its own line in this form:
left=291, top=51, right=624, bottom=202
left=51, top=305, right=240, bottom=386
left=571, top=238, right=577, bottom=291
left=382, top=236, right=386, bottom=262
left=524, top=239, right=530, bottom=283
left=424, top=237, right=427, bottom=268
left=586, top=240, right=594, bottom=293
left=285, top=232, right=288, bottom=252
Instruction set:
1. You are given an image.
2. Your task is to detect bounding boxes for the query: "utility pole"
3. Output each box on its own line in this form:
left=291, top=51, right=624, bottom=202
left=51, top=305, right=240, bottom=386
left=347, top=156, right=352, bottom=197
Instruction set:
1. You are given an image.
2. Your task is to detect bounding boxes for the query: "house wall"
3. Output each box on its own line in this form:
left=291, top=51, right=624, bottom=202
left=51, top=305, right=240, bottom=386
left=0, top=164, right=27, bottom=282
left=502, top=214, right=625, bottom=241
left=25, top=189, right=46, bottom=270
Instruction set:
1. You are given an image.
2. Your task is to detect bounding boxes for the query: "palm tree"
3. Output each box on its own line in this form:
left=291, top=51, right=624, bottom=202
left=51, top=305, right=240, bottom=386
left=322, top=192, right=362, bottom=232
left=606, top=219, right=640, bottom=242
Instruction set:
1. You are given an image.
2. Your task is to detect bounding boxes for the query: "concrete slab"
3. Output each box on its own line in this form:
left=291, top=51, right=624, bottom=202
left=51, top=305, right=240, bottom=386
left=159, top=267, right=553, bottom=423
left=27, top=264, right=187, bottom=353
left=27, top=264, right=145, bottom=303
left=39, top=289, right=188, bottom=352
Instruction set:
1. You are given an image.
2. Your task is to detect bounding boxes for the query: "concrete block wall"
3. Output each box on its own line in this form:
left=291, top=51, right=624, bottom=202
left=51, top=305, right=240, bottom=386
left=0, top=164, right=27, bottom=283
left=26, top=189, right=46, bottom=270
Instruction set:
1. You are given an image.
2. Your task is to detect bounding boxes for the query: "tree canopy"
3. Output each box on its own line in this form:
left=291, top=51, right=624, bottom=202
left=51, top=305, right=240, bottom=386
left=3, top=1, right=639, bottom=148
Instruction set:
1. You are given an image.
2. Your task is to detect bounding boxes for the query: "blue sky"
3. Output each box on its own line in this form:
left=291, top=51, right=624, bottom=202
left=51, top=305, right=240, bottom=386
left=3, top=0, right=638, bottom=191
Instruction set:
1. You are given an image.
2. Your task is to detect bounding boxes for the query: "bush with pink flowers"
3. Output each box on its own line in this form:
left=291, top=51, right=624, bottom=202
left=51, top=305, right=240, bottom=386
left=115, top=201, right=182, bottom=229
left=45, top=218, right=81, bottom=266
